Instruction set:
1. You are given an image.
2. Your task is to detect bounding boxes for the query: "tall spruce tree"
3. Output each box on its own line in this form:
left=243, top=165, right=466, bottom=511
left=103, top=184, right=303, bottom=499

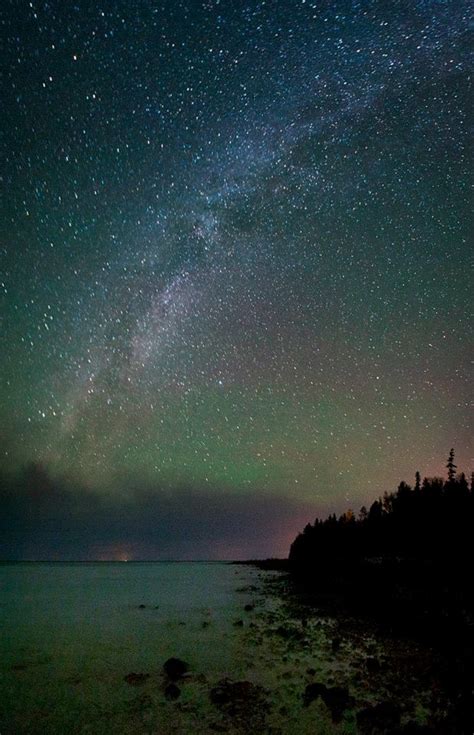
left=446, top=448, right=457, bottom=482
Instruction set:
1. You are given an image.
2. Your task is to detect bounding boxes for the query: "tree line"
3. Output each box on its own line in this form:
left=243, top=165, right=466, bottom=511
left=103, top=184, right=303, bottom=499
left=289, top=449, right=473, bottom=565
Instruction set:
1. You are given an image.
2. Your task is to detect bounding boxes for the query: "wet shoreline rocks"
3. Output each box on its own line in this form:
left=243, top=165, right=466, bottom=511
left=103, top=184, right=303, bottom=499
left=209, top=678, right=270, bottom=731
left=118, top=568, right=469, bottom=733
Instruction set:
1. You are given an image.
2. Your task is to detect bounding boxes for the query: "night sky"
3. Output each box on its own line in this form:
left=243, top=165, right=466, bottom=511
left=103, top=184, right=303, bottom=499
left=1, top=0, right=471, bottom=559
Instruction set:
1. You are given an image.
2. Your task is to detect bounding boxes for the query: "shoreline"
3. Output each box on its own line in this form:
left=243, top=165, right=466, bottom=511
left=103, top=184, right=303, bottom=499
left=1, top=561, right=471, bottom=733
left=244, top=557, right=473, bottom=733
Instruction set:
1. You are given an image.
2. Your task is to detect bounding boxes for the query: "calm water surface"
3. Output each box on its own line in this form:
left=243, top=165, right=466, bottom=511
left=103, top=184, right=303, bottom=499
left=0, top=562, right=267, bottom=734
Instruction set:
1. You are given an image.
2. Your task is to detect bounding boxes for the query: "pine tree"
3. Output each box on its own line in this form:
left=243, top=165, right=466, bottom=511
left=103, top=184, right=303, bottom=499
left=446, top=448, right=457, bottom=482
left=359, top=505, right=368, bottom=521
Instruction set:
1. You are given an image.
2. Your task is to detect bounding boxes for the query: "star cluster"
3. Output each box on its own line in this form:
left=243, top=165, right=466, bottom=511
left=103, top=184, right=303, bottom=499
left=0, top=0, right=471, bottom=555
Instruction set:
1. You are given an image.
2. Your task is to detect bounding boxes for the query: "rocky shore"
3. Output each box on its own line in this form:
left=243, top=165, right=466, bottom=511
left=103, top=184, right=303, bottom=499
left=4, top=563, right=471, bottom=734
left=117, top=567, right=468, bottom=734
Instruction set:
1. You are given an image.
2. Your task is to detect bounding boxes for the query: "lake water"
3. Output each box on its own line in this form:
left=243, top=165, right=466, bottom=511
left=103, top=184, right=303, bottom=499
left=0, top=561, right=273, bottom=734
left=0, top=562, right=439, bottom=734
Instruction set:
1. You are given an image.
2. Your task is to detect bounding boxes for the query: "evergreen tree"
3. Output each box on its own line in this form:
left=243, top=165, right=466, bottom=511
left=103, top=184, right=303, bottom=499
left=359, top=506, right=368, bottom=521
left=415, top=471, right=421, bottom=492
left=446, top=448, right=457, bottom=482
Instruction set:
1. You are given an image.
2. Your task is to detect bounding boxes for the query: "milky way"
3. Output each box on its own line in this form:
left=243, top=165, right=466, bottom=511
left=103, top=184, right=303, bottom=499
left=1, top=1, right=471, bottom=557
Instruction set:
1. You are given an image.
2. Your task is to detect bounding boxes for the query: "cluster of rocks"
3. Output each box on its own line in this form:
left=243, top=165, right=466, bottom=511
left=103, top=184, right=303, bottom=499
left=209, top=678, right=270, bottom=731
left=121, top=583, right=454, bottom=733
left=162, top=657, right=189, bottom=701
left=123, top=655, right=272, bottom=730
left=124, top=657, right=190, bottom=702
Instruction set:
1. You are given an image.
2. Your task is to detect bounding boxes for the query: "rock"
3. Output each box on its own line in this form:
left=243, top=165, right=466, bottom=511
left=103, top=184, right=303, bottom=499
left=303, top=682, right=327, bottom=706
left=164, top=683, right=181, bottom=700
left=275, top=625, right=303, bottom=640
left=210, top=681, right=232, bottom=706
left=244, top=604, right=254, bottom=612
left=357, top=701, right=401, bottom=733
left=210, top=679, right=260, bottom=707
left=322, top=686, right=352, bottom=723
left=163, top=657, right=189, bottom=681
left=124, top=672, right=150, bottom=686
left=304, top=683, right=352, bottom=722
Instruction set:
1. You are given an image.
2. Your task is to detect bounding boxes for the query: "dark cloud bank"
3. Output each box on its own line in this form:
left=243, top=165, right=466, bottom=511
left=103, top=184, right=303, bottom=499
left=0, top=463, right=318, bottom=561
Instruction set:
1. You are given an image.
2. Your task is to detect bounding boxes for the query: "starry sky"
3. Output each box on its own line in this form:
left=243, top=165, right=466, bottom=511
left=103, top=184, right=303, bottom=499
left=0, top=0, right=472, bottom=559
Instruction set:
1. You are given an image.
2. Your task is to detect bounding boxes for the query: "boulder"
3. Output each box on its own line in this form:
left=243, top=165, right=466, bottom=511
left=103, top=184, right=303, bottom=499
left=164, top=683, right=181, bottom=700
left=163, top=657, right=189, bottom=681
left=303, top=682, right=327, bottom=706
left=275, top=625, right=304, bottom=640
left=322, top=686, right=352, bottom=723
left=303, top=683, right=352, bottom=722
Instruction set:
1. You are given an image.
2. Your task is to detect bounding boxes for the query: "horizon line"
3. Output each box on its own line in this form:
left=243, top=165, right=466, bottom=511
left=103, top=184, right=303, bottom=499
left=0, top=558, right=285, bottom=564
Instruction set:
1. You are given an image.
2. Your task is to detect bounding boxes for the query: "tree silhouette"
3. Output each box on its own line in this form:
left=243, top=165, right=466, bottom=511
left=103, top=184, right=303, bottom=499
left=287, top=451, right=473, bottom=733
left=289, top=450, right=472, bottom=566
left=415, top=471, right=421, bottom=492
left=446, top=448, right=457, bottom=482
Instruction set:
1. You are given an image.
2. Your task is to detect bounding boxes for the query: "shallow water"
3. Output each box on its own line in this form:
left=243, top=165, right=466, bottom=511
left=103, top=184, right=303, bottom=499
left=0, top=562, right=439, bottom=734
left=0, top=561, right=266, bottom=734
